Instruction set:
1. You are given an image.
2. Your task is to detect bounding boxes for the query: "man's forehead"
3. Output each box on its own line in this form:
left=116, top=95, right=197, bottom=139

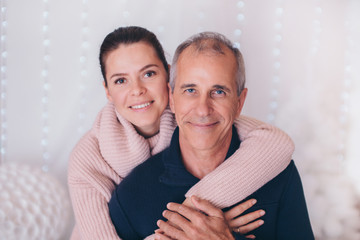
left=174, top=43, right=237, bottom=86
left=177, top=45, right=236, bottom=71
left=179, top=43, right=229, bottom=59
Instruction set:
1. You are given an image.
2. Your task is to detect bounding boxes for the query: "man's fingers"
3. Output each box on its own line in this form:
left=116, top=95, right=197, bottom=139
left=162, top=209, right=192, bottom=227
left=190, top=196, right=224, bottom=218
left=166, top=201, right=205, bottom=223
left=157, top=219, right=186, bottom=240
left=182, top=197, right=195, bottom=209
left=162, top=209, right=197, bottom=235
left=245, top=234, right=256, bottom=239
left=236, top=219, right=264, bottom=234
left=154, top=229, right=164, bottom=234
left=162, top=199, right=235, bottom=240
left=229, top=209, right=265, bottom=228
left=154, top=231, right=173, bottom=240
left=225, top=199, right=257, bottom=220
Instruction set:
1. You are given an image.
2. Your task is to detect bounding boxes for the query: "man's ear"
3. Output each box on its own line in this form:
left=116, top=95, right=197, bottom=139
left=103, top=81, right=113, bottom=102
left=236, top=88, right=248, bottom=116
left=168, top=83, right=175, bottom=113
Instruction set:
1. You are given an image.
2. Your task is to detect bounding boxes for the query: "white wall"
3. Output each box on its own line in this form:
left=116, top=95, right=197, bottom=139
left=1, top=1, right=359, bottom=239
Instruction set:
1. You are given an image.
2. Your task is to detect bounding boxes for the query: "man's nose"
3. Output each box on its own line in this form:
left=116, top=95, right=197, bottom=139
left=196, top=95, right=213, bottom=116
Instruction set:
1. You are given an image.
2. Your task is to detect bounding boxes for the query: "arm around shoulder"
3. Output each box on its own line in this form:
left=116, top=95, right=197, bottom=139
left=185, top=115, right=295, bottom=208
left=68, top=131, right=122, bottom=240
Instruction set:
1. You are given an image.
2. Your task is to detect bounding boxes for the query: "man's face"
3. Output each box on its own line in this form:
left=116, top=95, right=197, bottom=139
left=169, top=47, right=247, bottom=152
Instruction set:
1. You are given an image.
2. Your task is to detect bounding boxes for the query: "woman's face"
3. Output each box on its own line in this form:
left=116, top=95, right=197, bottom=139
left=104, top=42, right=169, bottom=137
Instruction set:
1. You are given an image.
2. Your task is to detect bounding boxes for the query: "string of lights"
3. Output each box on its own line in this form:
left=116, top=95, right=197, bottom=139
left=0, top=0, right=8, bottom=164
left=121, top=0, right=130, bottom=26
left=78, top=0, right=89, bottom=134
left=312, top=0, right=322, bottom=55
left=41, top=0, right=51, bottom=172
left=337, top=5, right=355, bottom=168
left=196, top=4, right=205, bottom=33
left=233, top=1, right=245, bottom=50
left=267, top=0, right=284, bottom=123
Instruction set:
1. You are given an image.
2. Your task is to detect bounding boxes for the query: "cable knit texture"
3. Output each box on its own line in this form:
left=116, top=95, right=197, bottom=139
left=68, top=102, right=294, bottom=240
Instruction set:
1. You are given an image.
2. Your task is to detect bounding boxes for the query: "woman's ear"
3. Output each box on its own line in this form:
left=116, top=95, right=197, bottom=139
left=103, top=81, right=113, bottom=102
left=168, top=83, right=175, bottom=114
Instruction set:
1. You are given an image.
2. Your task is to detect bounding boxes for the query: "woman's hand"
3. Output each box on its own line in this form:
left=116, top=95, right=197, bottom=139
left=183, top=196, right=265, bottom=237
left=155, top=196, right=235, bottom=240
left=156, top=197, right=264, bottom=240
left=224, top=199, right=265, bottom=239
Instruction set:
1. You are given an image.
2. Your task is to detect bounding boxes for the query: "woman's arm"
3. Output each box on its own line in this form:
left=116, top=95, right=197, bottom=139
left=68, top=132, right=122, bottom=240
left=184, top=115, right=295, bottom=208
left=69, top=186, right=121, bottom=240
left=68, top=105, right=176, bottom=240
left=68, top=102, right=162, bottom=240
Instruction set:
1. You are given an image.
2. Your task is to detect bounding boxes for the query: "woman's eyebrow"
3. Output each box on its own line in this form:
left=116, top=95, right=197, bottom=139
left=140, top=64, right=159, bottom=72
left=109, top=72, right=126, bottom=79
left=109, top=64, right=160, bottom=79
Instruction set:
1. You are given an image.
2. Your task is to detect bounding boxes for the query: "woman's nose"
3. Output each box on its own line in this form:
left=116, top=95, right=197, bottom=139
left=131, top=80, right=146, bottom=96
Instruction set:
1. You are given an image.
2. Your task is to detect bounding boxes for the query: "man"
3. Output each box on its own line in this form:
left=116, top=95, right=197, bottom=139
left=108, top=32, right=314, bottom=240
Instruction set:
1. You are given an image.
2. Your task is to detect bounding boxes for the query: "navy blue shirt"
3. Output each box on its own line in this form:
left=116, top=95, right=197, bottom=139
left=109, top=126, right=314, bottom=240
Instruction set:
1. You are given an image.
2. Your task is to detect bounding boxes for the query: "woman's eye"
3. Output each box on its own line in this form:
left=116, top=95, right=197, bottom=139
left=115, top=78, right=126, bottom=84
left=144, top=71, right=156, bottom=78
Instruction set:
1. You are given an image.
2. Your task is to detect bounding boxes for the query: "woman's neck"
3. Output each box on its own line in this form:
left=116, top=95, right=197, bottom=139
left=134, top=122, right=160, bottom=139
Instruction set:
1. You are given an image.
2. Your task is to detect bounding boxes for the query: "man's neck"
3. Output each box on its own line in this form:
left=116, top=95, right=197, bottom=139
left=179, top=135, right=232, bottom=179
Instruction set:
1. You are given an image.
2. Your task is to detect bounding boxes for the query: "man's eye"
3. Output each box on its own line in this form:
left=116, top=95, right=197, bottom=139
left=212, top=89, right=226, bottom=96
left=185, top=89, right=195, bottom=93
left=144, top=71, right=156, bottom=78
left=115, top=78, right=126, bottom=84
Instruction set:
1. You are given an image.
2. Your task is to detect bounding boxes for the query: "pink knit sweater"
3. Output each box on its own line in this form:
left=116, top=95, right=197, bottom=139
left=68, top=102, right=294, bottom=240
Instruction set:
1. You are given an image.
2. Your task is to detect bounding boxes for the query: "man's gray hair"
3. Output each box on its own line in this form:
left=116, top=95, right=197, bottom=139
left=169, top=32, right=246, bottom=96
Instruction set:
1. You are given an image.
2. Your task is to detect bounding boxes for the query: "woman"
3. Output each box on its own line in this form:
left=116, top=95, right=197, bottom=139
left=68, top=26, right=294, bottom=240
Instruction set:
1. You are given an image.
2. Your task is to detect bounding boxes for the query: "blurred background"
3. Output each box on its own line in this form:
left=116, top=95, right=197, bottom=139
left=0, top=0, right=359, bottom=239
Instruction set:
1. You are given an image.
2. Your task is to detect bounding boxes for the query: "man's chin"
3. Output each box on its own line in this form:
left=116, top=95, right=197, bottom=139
left=186, top=139, right=219, bottom=151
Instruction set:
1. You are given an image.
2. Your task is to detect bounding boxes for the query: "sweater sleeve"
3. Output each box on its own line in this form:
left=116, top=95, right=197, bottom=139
left=68, top=105, right=175, bottom=240
left=68, top=131, right=123, bottom=240
left=184, top=115, right=295, bottom=208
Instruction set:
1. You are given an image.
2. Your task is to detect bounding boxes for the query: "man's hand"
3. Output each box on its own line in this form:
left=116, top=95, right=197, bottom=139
left=155, top=196, right=234, bottom=240
left=224, top=199, right=265, bottom=239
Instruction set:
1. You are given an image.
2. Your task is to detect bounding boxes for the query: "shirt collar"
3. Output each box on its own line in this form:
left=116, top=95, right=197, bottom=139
left=159, top=126, right=240, bottom=186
